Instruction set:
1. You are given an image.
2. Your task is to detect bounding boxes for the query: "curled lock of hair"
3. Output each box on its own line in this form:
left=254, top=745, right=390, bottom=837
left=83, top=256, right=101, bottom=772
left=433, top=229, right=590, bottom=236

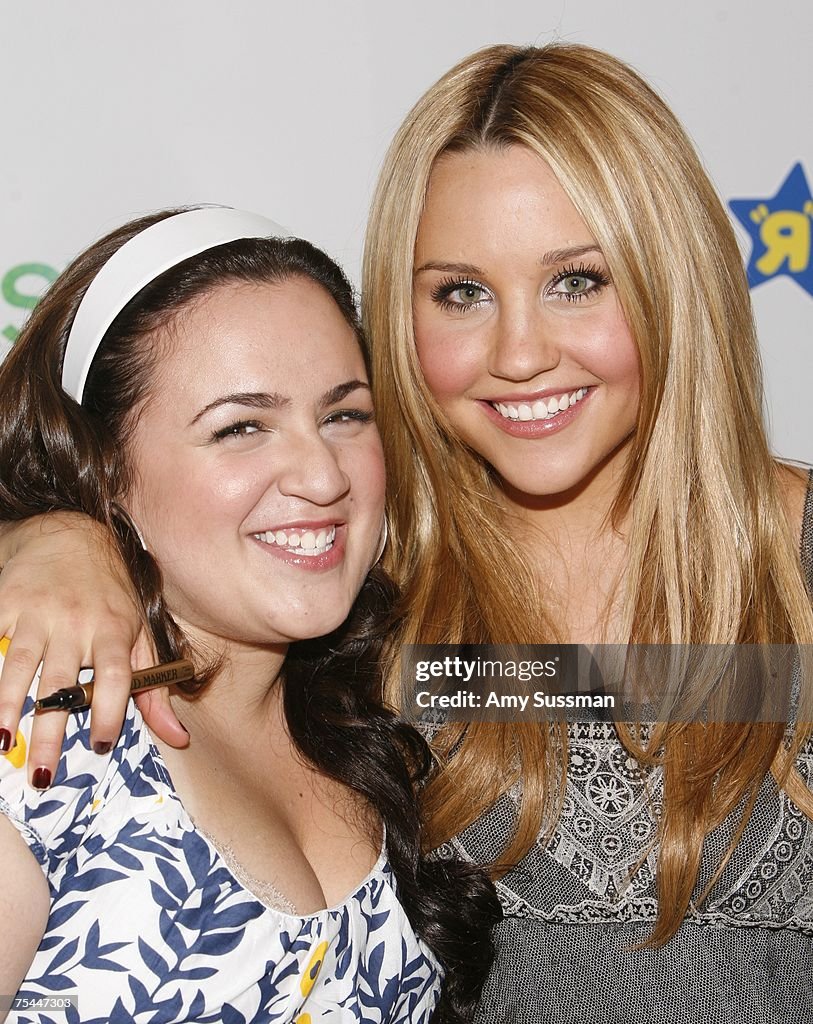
left=285, top=568, right=501, bottom=1023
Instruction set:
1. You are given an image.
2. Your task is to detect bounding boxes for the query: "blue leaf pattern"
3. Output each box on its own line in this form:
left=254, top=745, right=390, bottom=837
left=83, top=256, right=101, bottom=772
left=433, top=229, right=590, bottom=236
left=1, top=669, right=442, bottom=1022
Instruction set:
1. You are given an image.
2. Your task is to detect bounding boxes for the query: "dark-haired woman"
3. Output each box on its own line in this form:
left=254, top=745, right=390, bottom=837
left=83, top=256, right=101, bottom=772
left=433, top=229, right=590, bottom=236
left=0, top=208, right=497, bottom=1023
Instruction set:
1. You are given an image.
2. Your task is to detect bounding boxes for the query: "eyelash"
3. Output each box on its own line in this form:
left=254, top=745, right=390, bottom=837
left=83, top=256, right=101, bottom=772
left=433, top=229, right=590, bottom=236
left=429, top=262, right=612, bottom=312
left=211, top=419, right=264, bottom=442
left=430, top=277, right=490, bottom=312
left=210, top=410, right=374, bottom=443
left=323, top=409, right=375, bottom=426
left=550, top=262, right=611, bottom=302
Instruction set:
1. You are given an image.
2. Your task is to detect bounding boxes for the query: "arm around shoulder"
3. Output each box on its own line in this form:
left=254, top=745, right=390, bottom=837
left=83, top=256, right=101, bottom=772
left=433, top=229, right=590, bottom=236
left=0, top=511, right=185, bottom=776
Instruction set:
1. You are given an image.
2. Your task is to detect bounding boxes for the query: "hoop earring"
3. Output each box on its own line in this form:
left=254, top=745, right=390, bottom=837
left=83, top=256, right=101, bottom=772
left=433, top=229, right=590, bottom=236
left=112, top=503, right=148, bottom=552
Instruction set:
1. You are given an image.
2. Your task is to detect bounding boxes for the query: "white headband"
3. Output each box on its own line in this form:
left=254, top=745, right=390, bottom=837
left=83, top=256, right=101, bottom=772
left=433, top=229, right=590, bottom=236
left=61, top=207, right=286, bottom=403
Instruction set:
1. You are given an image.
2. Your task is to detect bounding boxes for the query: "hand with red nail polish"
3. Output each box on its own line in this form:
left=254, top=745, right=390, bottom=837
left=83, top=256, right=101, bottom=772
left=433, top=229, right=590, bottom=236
left=0, top=514, right=189, bottom=788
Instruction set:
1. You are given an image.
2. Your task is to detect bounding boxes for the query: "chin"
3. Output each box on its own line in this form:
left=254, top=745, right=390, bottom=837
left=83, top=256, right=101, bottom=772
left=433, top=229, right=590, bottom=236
left=493, top=463, right=591, bottom=501
left=488, top=441, right=633, bottom=504
left=280, top=607, right=358, bottom=644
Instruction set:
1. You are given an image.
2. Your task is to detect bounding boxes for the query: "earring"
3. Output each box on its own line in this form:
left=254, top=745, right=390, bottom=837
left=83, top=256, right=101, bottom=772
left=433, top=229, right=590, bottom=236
left=112, top=504, right=148, bottom=552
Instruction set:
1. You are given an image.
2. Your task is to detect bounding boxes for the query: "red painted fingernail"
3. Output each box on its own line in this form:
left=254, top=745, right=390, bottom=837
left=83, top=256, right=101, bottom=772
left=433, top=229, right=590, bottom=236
left=32, top=767, right=52, bottom=790
left=0, top=728, right=11, bottom=753
left=93, top=741, right=112, bottom=755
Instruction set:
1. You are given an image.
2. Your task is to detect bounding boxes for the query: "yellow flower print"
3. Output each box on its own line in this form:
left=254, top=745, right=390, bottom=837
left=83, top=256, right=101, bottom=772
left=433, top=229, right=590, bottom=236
left=300, top=939, right=329, bottom=998
left=2, top=729, right=25, bottom=768
left=0, top=638, right=26, bottom=767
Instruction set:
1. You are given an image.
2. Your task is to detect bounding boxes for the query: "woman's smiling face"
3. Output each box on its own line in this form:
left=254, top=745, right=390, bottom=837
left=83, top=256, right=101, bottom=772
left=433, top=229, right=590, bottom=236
left=124, top=276, right=385, bottom=651
left=412, top=145, right=640, bottom=505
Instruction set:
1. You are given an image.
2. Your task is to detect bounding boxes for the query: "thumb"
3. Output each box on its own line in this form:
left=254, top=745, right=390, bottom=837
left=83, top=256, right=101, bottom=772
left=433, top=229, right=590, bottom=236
left=135, top=687, right=189, bottom=748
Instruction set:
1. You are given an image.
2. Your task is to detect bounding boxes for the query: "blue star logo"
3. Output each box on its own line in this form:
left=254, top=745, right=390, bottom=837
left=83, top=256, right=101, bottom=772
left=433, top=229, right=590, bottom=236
left=729, top=163, right=813, bottom=298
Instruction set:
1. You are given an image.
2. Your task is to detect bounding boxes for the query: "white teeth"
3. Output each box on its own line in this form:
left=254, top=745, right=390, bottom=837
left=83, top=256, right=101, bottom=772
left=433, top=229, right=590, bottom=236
left=492, top=387, right=588, bottom=423
left=254, top=525, right=337, bottom=555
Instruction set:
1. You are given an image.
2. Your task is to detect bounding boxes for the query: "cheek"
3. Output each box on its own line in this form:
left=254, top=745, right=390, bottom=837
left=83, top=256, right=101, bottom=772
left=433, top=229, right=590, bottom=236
left=577, top=313, right=641, bottom=394
left=606, top=332, right=641, bottom=396
left=349, top=433, right=386, bottom=511
left=413, top=313, right=483, bottom=405
left=130, top=453, right=268, bottom=547
left=191, top=462, right=269, bottom=513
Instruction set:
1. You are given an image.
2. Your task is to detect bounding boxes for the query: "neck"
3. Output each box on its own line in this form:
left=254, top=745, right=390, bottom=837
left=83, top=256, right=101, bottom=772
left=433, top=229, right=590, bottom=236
left=499, top=439, right=633, bottom=642
left=169, top=630, right=290, bottom=746
left=502, top=435, right=632, bottom=546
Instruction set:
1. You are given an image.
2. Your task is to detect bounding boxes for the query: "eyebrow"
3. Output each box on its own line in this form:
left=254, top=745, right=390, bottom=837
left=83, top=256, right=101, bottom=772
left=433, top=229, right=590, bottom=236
left=320, top=380, right=370, bottom=408
left=539, top=244, right=602, bottom=265
left=190, top=380, right=370, bottom=425
left=191, top=391, right=290, bottom=425
left=413, top=244, right=603, bottom=277
left=414, top=260, right=486, bottom=277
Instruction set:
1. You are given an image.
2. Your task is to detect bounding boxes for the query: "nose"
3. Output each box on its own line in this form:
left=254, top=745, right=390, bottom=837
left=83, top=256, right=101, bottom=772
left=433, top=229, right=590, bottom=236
left=276, top=431, right=350, bottom=506
left=488, top=307, right=561, bottom=381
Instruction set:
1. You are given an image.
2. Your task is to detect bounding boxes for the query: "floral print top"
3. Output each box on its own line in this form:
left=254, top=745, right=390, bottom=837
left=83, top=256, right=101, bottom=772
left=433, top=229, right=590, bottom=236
left=0, top=652, right=442, bottom=1024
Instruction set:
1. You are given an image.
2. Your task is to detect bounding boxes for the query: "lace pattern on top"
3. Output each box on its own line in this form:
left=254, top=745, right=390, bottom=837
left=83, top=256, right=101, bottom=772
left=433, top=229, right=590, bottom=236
left=192, top=820, right=298, bottom=915
left=447, top=720, right=813, bottom=934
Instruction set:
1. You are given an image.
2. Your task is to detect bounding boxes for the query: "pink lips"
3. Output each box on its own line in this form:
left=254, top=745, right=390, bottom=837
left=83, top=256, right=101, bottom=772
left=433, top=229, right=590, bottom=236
left=261, top=518, right=340, bottom=533
left=487, top=386, right=587, bottom=403
left=251, top=524, right=346, bottom=572
left=479, top=387, right=593, bottom=438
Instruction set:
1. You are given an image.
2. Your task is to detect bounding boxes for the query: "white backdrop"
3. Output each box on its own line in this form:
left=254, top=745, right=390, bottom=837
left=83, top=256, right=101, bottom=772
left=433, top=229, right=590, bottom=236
left=1, top=0, right=811, bottom=459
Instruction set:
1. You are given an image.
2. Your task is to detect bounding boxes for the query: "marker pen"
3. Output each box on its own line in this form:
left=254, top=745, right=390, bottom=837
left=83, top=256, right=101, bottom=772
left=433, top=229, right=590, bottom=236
left=34, top=659, right=195, bottom=711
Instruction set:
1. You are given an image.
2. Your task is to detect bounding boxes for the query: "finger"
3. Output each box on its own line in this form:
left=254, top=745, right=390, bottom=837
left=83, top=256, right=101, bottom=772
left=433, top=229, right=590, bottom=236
left=0, top=628, right=47, bottom=754
left=27, top=709, right=70, bottom=789
left=130, top=627, right=157, bottom=672
left=26, top=638, right=88, bottom=780
left=135, top=688, right=189, bottom=749
left=86, top=634, right=139, bottom=755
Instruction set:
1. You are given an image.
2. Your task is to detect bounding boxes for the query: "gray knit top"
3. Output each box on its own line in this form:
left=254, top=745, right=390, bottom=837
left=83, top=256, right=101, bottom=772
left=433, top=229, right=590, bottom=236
left=451, top=474, right=813, bottom=1024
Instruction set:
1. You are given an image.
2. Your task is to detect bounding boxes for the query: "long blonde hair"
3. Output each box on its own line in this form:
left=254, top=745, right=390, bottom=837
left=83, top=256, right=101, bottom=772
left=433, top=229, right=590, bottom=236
left=363, top=42, right=813, bottom=944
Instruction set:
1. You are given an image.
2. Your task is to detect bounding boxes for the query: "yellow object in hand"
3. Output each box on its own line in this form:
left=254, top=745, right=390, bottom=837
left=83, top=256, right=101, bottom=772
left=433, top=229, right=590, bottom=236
left=0, top=637, right=28, bottom=765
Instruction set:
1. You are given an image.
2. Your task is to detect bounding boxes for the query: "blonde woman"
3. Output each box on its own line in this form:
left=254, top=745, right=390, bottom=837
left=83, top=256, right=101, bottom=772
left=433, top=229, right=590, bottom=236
left=2, top=45, right=812, bottom=1022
